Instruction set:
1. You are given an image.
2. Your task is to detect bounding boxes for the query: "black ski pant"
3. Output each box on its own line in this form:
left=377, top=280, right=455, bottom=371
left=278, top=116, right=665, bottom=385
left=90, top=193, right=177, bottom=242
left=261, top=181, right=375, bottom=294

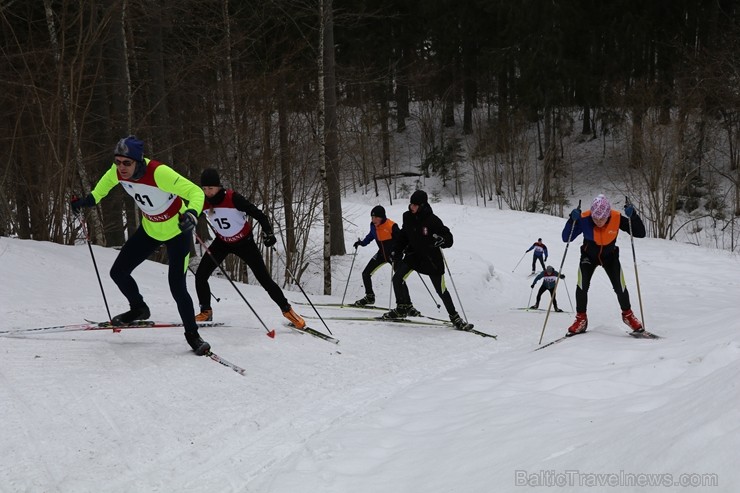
left=110, top=226, right=198, bottom=333
left=575, top=252, right=631, bottom=314
left=195, top=236, right=289, bottom=312
left=535, top=285, right=558, bottom=310
left=391, top=261, right=458, bottom=317
left=361, top=251, right=389, bottom=296
left=532, top=253, right=545, bottom=272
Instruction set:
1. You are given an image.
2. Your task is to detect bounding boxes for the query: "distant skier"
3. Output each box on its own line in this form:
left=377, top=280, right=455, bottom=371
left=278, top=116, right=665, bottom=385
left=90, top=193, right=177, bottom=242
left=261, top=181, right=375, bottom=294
left=194, top=168, right=306, bottom=329
left=383, top=190, right=473, bottom=331
left=70, top=136, right=210, bottom=355
left=351, top=205, right=400, bottom=307
left=525, top=238, right=548, bottom=274
left=562, top=194, right=646, bottom=335
left=530, top=265, right=565, bottom=312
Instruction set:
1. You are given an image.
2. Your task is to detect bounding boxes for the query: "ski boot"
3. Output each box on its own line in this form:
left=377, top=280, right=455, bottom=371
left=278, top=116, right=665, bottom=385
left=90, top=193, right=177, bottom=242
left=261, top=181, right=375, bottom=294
left=111, top=303, right=150, bottom=326
left=450, top=313, right=474, bottom=331
left=282, top=305, right=306, bottom=329
left=529, top=304, right=539, bottom=310
left=621, top=309, right=643, bottom=332
left=382, top=303, right=418, bottom=319
left=352, top=293, right=375, bottom=307
left=195, top=308, right=213, bottom=322
left=185, top=331, right=210, bottom=356
left=567, top=312, right=588, bottom=335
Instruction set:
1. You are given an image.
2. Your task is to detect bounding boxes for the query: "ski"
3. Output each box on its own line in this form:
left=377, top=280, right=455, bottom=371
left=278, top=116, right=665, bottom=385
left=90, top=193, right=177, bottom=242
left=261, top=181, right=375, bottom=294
left=305, top=315, right=496, bottom=338
left=0, top=320, right=224, bottom=337
left=85, top=319, right=225, bottom=333
left=536, top=328, right=660, bottom=350
left=534, top=331, right=585, bottom=351
left=294, top=301, right=390, bottom=311
left=205, top=350, right=246, bottom=376
left=309, top=315, right=450, bottom=327
left=86, top=319, right=225, bottom=329
left=512, top=307, right=571, bottom=314
left=452, top=326, right=497, bottom=339
left=286, top=323, right=340, bottom=344
left=376, top=316, right=451, bottom=326
left=0, top=322, right=100, bottom=336
left=628, top=330, right=661, bottom=339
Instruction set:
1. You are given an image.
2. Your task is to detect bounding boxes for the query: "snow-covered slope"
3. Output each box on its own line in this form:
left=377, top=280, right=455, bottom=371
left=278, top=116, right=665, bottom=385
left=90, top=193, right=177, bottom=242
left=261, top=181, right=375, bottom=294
left=1, top=200, right=737, bottom=493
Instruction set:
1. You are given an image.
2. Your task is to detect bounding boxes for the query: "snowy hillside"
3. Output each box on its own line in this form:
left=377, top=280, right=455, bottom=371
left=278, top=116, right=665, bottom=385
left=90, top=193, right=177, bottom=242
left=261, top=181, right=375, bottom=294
left=1, top=200, right=738, bottom=493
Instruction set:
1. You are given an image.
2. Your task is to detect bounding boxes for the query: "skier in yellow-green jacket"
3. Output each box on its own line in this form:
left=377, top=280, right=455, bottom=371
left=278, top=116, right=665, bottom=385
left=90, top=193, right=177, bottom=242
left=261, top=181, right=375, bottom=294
left=71, top=136, right=210, bottom=355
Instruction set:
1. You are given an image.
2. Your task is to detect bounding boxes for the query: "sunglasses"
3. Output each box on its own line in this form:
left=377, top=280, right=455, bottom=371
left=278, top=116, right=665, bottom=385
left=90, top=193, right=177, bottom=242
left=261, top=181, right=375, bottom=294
left=115, top=158, right=136, bottom=167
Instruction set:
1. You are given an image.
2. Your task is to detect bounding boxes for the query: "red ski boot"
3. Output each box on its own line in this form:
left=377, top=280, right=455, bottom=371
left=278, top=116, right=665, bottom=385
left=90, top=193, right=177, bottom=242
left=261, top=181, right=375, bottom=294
left=622, top=309, right=643, bottom=332
left=567, top=312, right=588, bottom=335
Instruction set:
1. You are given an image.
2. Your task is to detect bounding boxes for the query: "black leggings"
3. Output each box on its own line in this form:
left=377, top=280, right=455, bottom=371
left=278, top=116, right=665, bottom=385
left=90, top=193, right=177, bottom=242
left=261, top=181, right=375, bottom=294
left=361, top=252, right=389, bottom=295
left=391, top=261, right=458, bottom=316
left=532, top=254, right=545, bottom=272
left=535, top=285, right=558, bottom=309
left=195, top=236, right=288, bottom=311
left=110, top=226, right=197, bottom=333
left=575, top=253, right=632, bottom=313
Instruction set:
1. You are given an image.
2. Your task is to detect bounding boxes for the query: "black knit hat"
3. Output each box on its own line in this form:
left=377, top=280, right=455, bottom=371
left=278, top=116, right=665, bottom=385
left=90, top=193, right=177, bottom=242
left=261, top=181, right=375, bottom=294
left=200, top=168, right=221, bottom=187
left=410, top=190, right=428, bottom=205
left=371, top=205, right=386, bottom=219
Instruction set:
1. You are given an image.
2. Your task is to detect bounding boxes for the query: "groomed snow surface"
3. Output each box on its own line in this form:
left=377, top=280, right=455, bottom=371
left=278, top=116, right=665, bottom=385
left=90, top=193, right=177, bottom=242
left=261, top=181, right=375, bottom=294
left=1, top=201, right=737, bottom=493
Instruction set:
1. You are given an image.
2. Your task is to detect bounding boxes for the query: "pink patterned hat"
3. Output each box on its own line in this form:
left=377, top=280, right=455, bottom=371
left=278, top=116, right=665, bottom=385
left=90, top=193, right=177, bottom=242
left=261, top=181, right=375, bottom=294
left=590, top=194, right=611, bottom=220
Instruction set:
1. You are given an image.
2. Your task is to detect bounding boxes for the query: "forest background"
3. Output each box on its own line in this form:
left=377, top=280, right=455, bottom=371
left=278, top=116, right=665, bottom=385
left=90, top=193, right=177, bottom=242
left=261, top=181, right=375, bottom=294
left=2, top=0, right=740, bottom=294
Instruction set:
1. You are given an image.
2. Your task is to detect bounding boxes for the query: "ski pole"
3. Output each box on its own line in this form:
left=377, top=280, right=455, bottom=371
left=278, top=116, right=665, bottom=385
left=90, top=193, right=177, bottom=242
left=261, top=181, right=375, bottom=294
left=512, top=251, right=527, bottom=272
left=194, top=232, right=276, bottom=338
left=626, top=196, right=646, bottom=329
left=340, top=239, right=359, bottom=306
left=270, top=245, right=334, bottom=335
left=417, top=272, right=441, bottom=309
left=188, top=266, right=220, bottom=303
left=527, top=285, right=534, bottom=309
left=388, top=264, right=394, bottom=309
left=75, top=209, right=113, bottom=323
left=562, top=276, right=574, bottom=312
left=440, top=250, right=468, bottom=322
left=538, top=200, right=580, bottom=344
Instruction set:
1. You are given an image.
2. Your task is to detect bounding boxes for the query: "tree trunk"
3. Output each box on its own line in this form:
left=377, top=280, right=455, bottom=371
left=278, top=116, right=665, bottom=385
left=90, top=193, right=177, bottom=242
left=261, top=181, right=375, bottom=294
left=278, top=74, right=295, bottom=261
left=395, top=44, right=411, bottom=133
left=318, top=0, right=332, bottom=295
left=101, top=0, right=130, bottom=245
left=582, top=104, right=592, bottom=135
left=146, top=0, right=173, bottom=164
left=542, top=106, right=554, bottom=204
left=323, top=0, right=345, bottom=257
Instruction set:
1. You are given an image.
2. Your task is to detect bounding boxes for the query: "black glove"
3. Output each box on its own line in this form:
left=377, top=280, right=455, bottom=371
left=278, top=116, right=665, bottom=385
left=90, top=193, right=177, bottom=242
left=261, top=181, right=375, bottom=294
left=353, top=240, right=361, bottom=249
left=530, top=284, right=535, bottom=289
left=70, top=194, right=95, bottom=214
left=432, top=234, right=445, bottom=248
left=178, top=209, right=198, bottom=233
left=262, top=232, right=277, bottom=247
left=569, top=208, right=582, bottom=222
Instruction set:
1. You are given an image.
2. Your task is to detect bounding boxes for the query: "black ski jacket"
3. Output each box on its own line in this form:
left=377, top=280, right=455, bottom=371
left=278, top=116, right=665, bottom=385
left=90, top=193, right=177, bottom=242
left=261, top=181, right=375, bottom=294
left=394, top=202, right=453, bottom=275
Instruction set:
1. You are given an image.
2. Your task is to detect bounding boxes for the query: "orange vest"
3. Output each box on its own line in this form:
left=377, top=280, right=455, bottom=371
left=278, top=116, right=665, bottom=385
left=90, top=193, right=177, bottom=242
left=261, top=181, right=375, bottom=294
left=586, top=209, right=621, bottom=245
left=375, top=218, right=395, bottom=241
